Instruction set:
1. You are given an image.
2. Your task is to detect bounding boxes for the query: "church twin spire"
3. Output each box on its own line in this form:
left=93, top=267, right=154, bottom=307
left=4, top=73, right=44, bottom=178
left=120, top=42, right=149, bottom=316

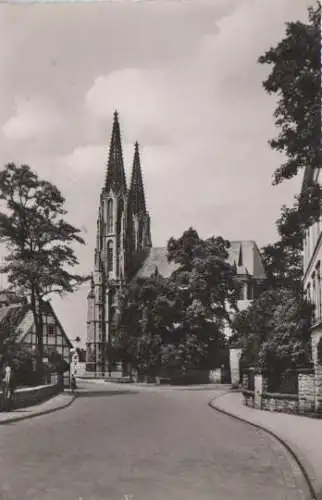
left=129, top=141, right=146, bottom=215
left=105, top=111, right=127, bottom=194
left=104, top=111, right=147, bottom=216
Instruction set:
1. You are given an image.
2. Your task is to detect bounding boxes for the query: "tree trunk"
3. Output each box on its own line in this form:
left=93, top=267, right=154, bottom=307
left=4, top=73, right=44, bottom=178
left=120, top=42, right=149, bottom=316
left=30, top=288, right=44, bottom=382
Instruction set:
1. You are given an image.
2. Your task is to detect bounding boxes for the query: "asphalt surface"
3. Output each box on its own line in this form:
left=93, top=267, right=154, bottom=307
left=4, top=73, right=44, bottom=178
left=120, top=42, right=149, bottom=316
left=0, top=381, right=310, bottom=500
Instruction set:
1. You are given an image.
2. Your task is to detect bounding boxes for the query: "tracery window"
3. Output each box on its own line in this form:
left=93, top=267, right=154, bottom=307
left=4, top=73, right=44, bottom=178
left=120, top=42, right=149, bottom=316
left=107, top=240, right=113, bottom=272
left=107, top=199, right=113, bottom=234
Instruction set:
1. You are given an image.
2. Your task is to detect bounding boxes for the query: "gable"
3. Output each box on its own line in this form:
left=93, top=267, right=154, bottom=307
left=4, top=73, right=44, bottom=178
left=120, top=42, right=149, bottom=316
left=135, top=247, right=179, bottom=279
left=0, top=304, right=30, bottom=344
left=0, top=301, right=72, bottom=359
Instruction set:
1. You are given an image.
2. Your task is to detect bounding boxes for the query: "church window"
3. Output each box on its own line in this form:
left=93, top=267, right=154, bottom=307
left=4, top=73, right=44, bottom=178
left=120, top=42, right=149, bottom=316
left=107, top=240, right=113, bottom=272
left=107, top=199, right=113, bottom=234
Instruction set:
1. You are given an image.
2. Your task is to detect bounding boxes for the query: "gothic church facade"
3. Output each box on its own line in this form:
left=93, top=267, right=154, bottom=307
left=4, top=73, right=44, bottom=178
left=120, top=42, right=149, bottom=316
left=86, top=112, right=154, bottom=375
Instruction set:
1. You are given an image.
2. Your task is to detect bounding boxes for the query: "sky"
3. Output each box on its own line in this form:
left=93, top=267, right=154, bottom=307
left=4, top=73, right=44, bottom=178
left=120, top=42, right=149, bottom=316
left=0, top=0, right=312, bottom=346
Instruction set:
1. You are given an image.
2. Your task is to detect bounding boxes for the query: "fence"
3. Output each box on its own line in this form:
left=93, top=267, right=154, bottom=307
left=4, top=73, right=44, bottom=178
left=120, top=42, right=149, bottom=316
left=0, top=379, right=61, bottom=412
left=242, top=367, right=321, bottom=416
left=265, top=370, right=299, bottom=395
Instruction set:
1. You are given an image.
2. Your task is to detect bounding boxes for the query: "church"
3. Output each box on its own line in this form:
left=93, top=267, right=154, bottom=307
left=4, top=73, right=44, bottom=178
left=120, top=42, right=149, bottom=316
left=85, top=112, right=266, bottom=377
left=86, top=111, right=177, bottom=376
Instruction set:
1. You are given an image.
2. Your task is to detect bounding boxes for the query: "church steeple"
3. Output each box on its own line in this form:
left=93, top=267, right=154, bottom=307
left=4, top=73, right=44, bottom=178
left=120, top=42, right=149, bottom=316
left=129, top=141, right=146, bottom=215
left=105, top=111, right=127, bottom=193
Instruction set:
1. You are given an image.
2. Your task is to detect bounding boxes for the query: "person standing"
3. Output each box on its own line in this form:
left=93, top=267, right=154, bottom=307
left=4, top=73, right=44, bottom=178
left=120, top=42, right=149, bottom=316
left=3, top=363, right=14, bottom=410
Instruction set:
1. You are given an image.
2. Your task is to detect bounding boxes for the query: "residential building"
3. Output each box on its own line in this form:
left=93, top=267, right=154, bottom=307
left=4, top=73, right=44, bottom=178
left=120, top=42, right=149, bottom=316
left=0, top=295, right=73, bottom=368
left=302, top=166, right=322, bottom=368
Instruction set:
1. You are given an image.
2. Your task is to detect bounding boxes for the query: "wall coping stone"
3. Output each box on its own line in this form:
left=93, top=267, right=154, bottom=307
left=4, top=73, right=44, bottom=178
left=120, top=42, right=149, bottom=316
left=0, top=384, right=56, bottom=395
left=262, top=392, right=298, bottom=401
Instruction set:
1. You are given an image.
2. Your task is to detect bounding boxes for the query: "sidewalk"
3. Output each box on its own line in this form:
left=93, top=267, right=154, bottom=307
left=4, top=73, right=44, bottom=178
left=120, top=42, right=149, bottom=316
left=210, top=391, right=322, bottom=500
left=0, top=391, right=77, bottom=425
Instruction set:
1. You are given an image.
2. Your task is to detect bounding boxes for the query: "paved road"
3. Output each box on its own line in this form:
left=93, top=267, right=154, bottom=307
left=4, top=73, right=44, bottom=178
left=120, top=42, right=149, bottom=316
left=0, top=381, right=310, bottom=500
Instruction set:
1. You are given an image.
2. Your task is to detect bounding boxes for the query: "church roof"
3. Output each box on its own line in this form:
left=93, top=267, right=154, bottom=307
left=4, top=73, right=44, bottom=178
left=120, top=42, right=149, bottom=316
left=135, top=241, right=266, bottom=281
left=227, top=240, right=266, bottom=280
left=129, top=142, right=146, bottom=215
left=104, top=111, right=127, bottom=194
left=135, top=247, right=179, bottom=279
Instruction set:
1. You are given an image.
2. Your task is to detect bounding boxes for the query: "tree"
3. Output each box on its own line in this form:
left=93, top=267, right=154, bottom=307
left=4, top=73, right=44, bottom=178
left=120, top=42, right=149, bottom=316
left=116, top=273, right=180, bottom=373
left=259, top=2, right=321, bottom=185
left=260, top=240, right=302, bottom=290
left=119, top=228, right=241, bottom=376
left=167, top=228, right=241, bottom=328
left=258, top=289, right=313, bottom=374
left=259, top=3, right=321, bottom=232
left=0, top=163, right=88, bottom=366
left=232, top=288, right=313, bottom=375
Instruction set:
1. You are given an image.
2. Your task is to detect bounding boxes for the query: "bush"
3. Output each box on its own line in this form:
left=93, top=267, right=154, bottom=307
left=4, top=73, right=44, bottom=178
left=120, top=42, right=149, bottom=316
left=0, top=347, right=36, bottom=387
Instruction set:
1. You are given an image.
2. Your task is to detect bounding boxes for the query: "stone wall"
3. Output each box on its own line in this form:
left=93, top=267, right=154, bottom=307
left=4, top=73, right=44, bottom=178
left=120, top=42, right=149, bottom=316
left=311, top=326, right=322, bottom=413
left=315, top=365, right=322, bottom=414
left=0, top=383, right=60, bottom=411
left=298, top=372, right=315, bottom=414
left=242, top=371, right=321, bottom=416
left=261, top=393, right=298, bottom=414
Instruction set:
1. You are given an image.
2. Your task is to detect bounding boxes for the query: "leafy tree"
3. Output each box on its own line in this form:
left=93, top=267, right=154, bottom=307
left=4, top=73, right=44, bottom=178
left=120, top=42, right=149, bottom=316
left=259, top=2, right=321, bottom=238
left=258, top=2, right=321, bottom=185
left=116, top=273, right=180, bottom=373
left=260, top=240, right=302, bottom=290
left=167, top=228, right=240, bottom=321
left=258, top=289, right=313, bottom=374
left=0, top=163, right=88, bottom=365
left=166, top=228, right=240, bottom=372
left=119, top=228, right=240, bottom=375
left=232, top=288, right=313, bottom=375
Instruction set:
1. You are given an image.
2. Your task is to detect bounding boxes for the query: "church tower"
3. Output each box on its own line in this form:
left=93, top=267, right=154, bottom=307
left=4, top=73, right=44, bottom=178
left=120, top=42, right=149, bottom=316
left=102, top=110, right=127, bottom=282
left=126, top=141, right=152, bottom=276
left=129, top=142, right=152, bottom=251
left=86, top=112, right=152, bottom=376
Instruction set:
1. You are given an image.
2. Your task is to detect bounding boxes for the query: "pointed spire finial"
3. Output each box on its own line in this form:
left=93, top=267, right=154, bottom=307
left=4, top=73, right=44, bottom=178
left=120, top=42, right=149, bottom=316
left=129, top=141, right=146, bottom=215
left=104, top=112, right=127, bottom=193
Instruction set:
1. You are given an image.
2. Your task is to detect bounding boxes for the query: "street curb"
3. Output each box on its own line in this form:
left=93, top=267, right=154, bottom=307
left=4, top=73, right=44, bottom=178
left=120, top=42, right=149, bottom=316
left=208, top=392, right=318, bottom=500
left=0, top=393, right=77, bottom=425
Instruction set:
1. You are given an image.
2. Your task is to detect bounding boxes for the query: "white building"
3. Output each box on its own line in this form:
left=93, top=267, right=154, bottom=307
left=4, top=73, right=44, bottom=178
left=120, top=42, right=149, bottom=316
left=224, top=241, right=266, bottom=385
left=302, top=166, right=322, bottom=368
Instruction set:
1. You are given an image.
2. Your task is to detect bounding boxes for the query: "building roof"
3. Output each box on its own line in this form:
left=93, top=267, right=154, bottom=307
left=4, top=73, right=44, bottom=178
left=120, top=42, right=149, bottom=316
left=227, top=240, right=266, bottom=280
left=135, top=241, right=266, bottom=281
left=0, top=300, right=73, bottom=347
left=0, top=303, right=30, bottom=344
left=135, top=247, right=179, bottom=279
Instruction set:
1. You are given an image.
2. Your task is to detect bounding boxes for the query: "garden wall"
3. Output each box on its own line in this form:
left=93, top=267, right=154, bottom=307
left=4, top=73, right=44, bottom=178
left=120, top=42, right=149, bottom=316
left=0, top=383, right=60, bottom=411
left=242, top=368, right=322, bottom=417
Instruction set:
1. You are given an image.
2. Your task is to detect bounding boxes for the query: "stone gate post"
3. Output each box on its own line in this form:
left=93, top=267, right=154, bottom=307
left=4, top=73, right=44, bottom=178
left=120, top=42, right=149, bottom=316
left=254, top=373, right=263, bottom=409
